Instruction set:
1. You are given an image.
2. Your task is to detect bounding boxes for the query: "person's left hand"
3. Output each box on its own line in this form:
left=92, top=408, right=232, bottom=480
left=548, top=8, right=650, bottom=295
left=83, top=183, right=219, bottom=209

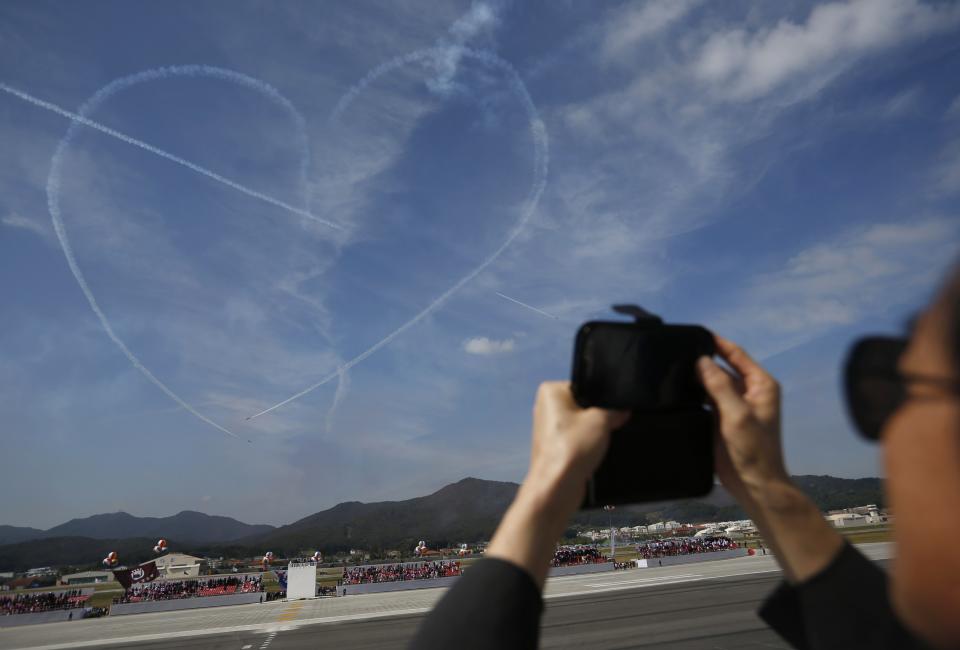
left=525, top=382, right=629, bottom=512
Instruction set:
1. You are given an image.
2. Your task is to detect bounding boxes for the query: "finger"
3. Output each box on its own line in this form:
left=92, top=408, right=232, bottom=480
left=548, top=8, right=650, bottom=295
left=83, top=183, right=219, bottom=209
left=713, top=334, right=776, bottom=391
left=581, top=408, right=630, bottom=432
left=697, top=356, right=750, bottom=422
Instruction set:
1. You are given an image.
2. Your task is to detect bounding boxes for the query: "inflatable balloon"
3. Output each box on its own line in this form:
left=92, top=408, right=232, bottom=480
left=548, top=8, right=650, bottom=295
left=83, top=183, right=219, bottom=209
left=153, top=538, right=168, bottom=554
left=414, top=540, right=427, bottom=557
left=102, top=551, right=118, bottom=567
left=457, top=543, right=469, bottom=557
left=311, top=551, right=322, bottom=563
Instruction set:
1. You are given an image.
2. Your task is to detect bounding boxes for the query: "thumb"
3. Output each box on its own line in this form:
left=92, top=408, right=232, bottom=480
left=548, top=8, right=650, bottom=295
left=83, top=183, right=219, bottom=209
left=697, top=356, right=748, bottom=421
left=580, top=408, right=630, bottom=432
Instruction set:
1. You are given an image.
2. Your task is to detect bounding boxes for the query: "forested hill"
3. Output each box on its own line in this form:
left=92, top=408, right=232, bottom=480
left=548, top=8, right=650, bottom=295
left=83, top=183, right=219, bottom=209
left=0, top=475, right=883, bottom=570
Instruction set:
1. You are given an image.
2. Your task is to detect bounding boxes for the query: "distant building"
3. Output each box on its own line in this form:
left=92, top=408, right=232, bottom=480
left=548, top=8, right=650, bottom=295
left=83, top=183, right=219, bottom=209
left=153, top=553, right=203, bottom=579
left=60, top=570, right=114, bottom=585
left=826, top=513, right=868, bottom=527
left=25, top=567, right=55, bottom=577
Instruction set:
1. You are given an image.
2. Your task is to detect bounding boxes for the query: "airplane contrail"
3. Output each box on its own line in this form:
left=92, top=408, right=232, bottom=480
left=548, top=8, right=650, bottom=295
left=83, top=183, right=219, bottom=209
left=495, top=291, right=559, bottom=320
left=246, top=46, right=549, bottom=421
left=30, top=64, right=322, bottom=441
left=1, top=76, right=339, bottom=231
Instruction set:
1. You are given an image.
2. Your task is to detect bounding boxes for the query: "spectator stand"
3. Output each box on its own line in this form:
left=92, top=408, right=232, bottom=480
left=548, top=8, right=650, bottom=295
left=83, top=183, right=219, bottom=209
left=0, top=589, right=94, bottom=628
left=109, top=576, right=265, bottom=616
left=337, top=560, right=463, bottom=596
left=633, top=536, right=749, bottom=568
left=548, top=545, right=617, bottom=578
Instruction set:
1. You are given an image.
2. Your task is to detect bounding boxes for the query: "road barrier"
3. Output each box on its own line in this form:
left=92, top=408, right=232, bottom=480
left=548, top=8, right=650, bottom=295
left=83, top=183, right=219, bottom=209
left=337, top=576, right=459, bottom=596
left=0, top=608, right=87, bottom=627
left=110, top=592, right=263, bottom=615
left=549, top=562, right=616, bottom=577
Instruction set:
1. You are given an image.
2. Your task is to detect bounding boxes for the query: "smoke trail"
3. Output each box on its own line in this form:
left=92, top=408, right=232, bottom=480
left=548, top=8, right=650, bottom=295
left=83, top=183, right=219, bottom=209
left=1, top=72, right=337, bottom=230
left=324, top=367, right=351, bottom=434
left=35, top=65, right=317, bottom=440
left=495, top=291, right=559, bottom=320
left=429, top=1, right=501, bottom=96
left=247, top=46, right=549, bottom=420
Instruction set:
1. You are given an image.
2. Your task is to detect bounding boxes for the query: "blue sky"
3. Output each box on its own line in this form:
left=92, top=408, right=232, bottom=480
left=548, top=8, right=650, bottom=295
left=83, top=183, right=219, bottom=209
left=1, top=0, right=958, bottom=528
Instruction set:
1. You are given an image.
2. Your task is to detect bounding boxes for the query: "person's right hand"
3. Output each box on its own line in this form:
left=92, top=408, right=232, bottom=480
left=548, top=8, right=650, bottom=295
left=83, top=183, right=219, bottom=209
left=696, top=334, right=790, bottom=504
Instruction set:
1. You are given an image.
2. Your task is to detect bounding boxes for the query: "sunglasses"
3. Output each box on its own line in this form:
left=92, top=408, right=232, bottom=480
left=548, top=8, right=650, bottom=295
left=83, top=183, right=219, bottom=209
left=843, top=336, right=960, bottom=440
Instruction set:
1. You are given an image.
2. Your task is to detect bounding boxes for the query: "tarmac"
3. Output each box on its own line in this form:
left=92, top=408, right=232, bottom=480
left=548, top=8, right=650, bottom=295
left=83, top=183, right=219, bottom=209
left=0, top=543, right=893, bottom=650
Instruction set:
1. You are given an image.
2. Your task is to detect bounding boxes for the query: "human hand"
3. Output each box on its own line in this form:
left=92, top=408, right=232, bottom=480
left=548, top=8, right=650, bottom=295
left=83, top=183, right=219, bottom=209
left=696, top=335, right=789, bottom=502
left=525, top=381, right=629, bottom=514
left=485, top=382, right=627, bottom=589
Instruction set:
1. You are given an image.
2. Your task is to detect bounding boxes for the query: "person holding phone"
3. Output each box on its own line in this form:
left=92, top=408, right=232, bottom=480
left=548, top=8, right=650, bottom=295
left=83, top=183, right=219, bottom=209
left=409, top=264, right=960, bottom=650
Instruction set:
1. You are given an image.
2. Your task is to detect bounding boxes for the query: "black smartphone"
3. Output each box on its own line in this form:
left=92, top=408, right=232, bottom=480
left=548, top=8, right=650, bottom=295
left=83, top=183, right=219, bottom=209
left=570, top=313, right=717, bottom=507
left=571, top=321, right=715, bottom=411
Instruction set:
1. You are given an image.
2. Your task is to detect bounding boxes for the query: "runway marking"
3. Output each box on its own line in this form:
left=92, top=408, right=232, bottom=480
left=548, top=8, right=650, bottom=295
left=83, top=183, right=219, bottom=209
left=259, top=631, right=277, bottom=650
left=242, top=645, right=252, bottom=649
left=4, top=607, right=435, bottom=650
left=582, top=572, right=702, bottom=587
left=545, top=568, right=783, bottom=600
left=275, top=601, right=304, bottom=623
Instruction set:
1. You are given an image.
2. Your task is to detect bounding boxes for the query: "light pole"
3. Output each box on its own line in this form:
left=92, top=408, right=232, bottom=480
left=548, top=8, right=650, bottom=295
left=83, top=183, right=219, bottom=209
left=603, top=505, right=616, bottom=560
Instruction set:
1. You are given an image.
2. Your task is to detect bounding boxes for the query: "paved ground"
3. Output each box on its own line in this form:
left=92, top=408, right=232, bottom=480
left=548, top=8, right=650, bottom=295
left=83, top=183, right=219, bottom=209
left=1, top=543, right=893, bottom=650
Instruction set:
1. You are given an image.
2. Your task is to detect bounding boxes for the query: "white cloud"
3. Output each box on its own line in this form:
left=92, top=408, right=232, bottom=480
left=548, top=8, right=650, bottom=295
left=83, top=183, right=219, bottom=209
left=694, top=0, right=960, bottom=101
left=1, top=212, right=54, bottom=243
left=428, top=1, right=502, bottom=96
left=710, top=216, right=960, bottom=358
left=463, top=336, right=515, bottom=355
left=600, top=0, right=700, bottom=62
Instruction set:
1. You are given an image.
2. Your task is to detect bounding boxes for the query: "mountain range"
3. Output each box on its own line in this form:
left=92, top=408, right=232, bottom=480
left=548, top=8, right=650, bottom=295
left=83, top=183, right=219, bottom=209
left=0, top=475, right=883, bottom=571
left=0, top=511, right=274, bottom=546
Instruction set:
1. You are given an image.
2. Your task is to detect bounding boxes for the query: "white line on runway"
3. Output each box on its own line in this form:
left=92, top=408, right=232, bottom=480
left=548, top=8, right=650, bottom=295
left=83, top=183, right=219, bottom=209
left=582, top=573, right=702, bottom=588
left=6, top=608, right=435, bottom=650
left=544, top=568, right=782, bottom=600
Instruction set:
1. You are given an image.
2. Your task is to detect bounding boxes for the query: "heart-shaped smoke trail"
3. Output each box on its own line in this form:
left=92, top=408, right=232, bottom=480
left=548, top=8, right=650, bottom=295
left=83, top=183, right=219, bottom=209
left=246, top=46, right=549, bottom=421
left=0, top=65, right=324, bottom=440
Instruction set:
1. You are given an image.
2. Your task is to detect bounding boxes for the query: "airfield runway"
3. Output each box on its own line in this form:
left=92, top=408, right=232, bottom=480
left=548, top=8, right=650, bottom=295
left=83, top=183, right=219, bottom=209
left=2, top=543, right=893, bottom=650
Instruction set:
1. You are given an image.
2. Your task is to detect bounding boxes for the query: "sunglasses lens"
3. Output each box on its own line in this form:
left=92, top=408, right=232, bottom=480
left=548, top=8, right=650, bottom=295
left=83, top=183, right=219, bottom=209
left=844, top=337, right=908, bottom=440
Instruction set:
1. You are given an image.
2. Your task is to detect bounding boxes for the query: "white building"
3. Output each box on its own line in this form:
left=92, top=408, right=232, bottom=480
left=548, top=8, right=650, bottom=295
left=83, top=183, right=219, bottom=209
left=25, top=567, right=56, bottom=577
left=61, top=570, right=114, bottom=585
left=826, top=513, right=868, bottom=527
left=153, top=553, right=202, bottom=578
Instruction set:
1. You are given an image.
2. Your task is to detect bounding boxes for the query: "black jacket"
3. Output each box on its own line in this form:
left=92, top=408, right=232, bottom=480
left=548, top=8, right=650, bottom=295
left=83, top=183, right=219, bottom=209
left=409, top=544, right=931, bottom=649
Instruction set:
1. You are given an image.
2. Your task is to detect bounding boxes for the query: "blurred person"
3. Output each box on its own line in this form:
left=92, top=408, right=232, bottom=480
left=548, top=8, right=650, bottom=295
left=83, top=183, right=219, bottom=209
left=409, top=265, right=960, bottom=650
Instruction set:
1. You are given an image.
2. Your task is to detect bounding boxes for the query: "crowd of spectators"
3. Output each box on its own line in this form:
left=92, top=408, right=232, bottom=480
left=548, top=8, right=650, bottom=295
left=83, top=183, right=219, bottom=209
left=636, top=536, right=736, bottom=559
left=551, top=546, right=604, bottom=567
left=113, top=576, right=263, bottom=604
left=340, top=561, right=462, bottom=585
left=1, top=590, right=89, bottom=615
